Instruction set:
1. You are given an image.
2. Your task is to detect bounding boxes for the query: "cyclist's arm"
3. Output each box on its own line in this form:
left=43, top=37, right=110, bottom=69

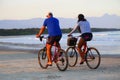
left=36, top=26, right=46, bottom=38
left=68, top=25, right=79, bottom=35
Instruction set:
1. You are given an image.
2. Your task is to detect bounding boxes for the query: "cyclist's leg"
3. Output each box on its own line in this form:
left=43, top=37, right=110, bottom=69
left=77, top=38, right=86, bottom=64
left=46, top=35, right=62, bottom=66
left=83, top=42, right=87, bottom=53
left=78, top=33, right=93, bottom=64
left=54, top=35, right=62, bottom=50
left=54, top=42, right=61, bottom=49
left=46, top=37, right=55, bottom=66
left=52, top=35, right=62, bottom=58
left=46, top=43, right=52, bottom=66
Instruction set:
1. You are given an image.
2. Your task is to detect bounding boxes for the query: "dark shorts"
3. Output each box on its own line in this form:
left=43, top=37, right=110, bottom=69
left=47, top=35, right=62, bottom=45
left=81, top=33, right=93, bottom=41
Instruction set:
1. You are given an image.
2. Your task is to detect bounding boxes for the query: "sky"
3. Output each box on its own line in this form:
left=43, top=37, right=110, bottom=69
left=0, top=0, right=120, bottom=20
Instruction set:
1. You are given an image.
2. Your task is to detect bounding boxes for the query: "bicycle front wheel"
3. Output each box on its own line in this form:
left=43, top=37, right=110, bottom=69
left=56, top=49, right=68, bottom=71
left=38, top=48, right=48, bottom=69
left=66, top=47, right=78, bottom=67
left=85, top=47, right=101, bottom=69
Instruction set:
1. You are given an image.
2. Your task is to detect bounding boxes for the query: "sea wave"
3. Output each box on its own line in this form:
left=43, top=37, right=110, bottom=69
left=0, top=41, right=44, bottom=51
left=0, top=31, right=120, bottom=46
left=0, top=42, right=40, bottom=47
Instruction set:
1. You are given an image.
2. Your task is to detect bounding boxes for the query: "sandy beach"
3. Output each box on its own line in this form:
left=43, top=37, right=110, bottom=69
left=0, top=46, right=120, bottom=80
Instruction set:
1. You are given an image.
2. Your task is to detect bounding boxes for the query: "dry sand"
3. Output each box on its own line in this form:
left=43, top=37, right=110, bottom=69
left=0, top=49, right=120, bottom=80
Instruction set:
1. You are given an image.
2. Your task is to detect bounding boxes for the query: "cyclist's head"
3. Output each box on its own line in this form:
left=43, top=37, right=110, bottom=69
left=46, top=12, right=53, bottom=18
left=78, top=14, right=86, bottom=22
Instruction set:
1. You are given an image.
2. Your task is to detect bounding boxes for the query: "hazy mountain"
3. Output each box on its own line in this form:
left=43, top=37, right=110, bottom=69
left=87, top=14, right=120, bottom=29
left=0, top=18, right=44, bottom=29
left=0, top=14, right=120, bottom=29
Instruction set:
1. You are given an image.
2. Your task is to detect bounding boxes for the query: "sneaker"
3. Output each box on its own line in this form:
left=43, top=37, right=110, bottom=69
left=80, top=59, right=85, bottom=65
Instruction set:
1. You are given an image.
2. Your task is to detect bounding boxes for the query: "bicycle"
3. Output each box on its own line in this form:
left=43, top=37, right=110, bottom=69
left=38, top=36, right=68, bottom=71
left=66, top=35, right=101, bottom=69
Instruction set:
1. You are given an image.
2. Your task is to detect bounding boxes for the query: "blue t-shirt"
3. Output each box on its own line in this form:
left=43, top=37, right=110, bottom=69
left=43, top=17, right=62, bottom=36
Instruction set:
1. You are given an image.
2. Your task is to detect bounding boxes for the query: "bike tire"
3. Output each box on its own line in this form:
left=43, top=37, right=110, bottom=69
left=66, top=47, right=78, bottom=67
left=56, top=49, right=68, bottom=71
left=38, top=48, right=48, bottom=69
left=85, top=47, right=101, bottom=69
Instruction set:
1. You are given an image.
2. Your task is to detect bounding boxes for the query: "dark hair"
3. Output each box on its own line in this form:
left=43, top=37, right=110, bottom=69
left=77, top=14, right=86, bottom=22
left=49, top=12, right=53, bottom=17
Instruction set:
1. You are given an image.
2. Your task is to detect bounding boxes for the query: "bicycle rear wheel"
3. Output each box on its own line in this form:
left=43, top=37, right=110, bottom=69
left=56, top=49, right=68, bottom=71
left=85, top=47, right=101, bottom=69
left=66, top=47, right=78, bottom=67
left=38, top=48, right=48, bottom=69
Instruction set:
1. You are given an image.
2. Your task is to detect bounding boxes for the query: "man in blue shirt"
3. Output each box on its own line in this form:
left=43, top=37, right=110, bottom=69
left=36, top=12, right=62, bottom=66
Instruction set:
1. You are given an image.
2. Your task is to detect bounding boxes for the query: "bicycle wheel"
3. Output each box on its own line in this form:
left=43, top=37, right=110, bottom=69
left=56, top=49, right=68, bottom=71
left=66, top=47, right=78, bottom=67
left=85, top=47, right=101, bottom=69
left=38, top=48, right=48, bottom=69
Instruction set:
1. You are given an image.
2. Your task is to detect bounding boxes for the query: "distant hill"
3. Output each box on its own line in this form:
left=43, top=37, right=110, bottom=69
left=0, top=14, right=120, bottom=29
left=87, top=14, right=120, bottom=29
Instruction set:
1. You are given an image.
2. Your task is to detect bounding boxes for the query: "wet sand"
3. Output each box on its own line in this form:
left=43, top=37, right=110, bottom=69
left=0, top=48, right=120, bottom=80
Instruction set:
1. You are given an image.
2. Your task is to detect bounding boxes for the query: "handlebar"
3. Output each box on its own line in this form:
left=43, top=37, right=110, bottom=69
left=39, top=36, right=44, bottom=41
left=39, top=36, right=48, bottom=41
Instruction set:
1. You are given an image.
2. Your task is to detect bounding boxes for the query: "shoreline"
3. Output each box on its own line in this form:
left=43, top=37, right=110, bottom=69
left=0, top=44, right=120, bottom=57
left=0, top=28, right=120, bottom=36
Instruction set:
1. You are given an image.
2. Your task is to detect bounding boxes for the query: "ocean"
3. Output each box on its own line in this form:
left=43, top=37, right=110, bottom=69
left=0, top=31, right=120, bottom=55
